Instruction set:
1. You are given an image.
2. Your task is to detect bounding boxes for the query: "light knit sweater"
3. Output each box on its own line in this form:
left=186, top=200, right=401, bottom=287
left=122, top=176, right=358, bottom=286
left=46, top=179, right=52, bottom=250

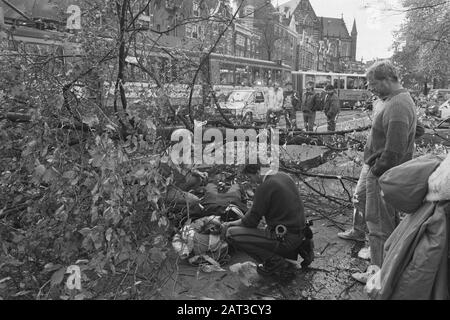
left=364, top=89, right=417, bottom=177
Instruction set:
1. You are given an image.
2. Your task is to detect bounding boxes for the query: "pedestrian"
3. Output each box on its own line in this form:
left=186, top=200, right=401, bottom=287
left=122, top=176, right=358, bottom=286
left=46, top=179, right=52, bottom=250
left=300, top=81, right=320, bottom=131
left=352, top=60, right=417, bottom=283
left=223, top=164, right=314, bottom=276
left=338, top=98, right=425, bottom=250
left=266, top=82, right=284, bottom=125
left=282, top=82, right=297, bottom=129
left=323, top=84, right=340, bottom=132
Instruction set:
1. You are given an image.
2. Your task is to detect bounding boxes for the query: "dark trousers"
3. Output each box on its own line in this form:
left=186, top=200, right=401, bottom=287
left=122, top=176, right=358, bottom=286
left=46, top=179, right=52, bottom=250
left=226, top=226, right=304, bottom=263
left=302, top=111, right=316, bottom=131
left=327, top=115, right=337, bottom=132
left=284, top=108, right=297, bottom=129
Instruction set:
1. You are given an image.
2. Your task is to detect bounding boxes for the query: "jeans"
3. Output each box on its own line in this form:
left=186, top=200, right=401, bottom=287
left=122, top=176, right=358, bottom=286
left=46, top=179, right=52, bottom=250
left=352, top=164, right=370, bottom=234
left=226, top=226, right=304, bottom=263
left=365, top=169, right=399, bottom=267
left=303, top=111, right=316, bottom=131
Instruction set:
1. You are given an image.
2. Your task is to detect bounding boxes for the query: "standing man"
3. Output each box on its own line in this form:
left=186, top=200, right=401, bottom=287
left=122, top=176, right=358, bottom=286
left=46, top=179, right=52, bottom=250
left=266, top=83, right=284, bottom=125
left=352, top=60, right=417, bottom=283
left=323, top=84, right=341, bottom=132
left=223, top=164, right=314, bottom=276
left=282, top=82, right=297, bottom=129
left=301, top=81, right=319, bottom=131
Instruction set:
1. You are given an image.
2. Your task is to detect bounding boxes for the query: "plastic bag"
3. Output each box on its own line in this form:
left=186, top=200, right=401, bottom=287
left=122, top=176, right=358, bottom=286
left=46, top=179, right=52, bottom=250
left=365, top=266, right=381, bottom=299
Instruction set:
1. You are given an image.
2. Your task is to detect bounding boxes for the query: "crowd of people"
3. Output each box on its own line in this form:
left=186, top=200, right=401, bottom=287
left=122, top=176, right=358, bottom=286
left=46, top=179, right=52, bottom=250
left=220, top=60, right=449, bottom=298
left=264, top=80, right=341, bottom=132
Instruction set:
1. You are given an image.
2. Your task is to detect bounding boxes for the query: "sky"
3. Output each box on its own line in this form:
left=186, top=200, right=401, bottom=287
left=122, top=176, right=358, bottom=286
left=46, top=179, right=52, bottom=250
left=274, top=0, right=406, bottom=62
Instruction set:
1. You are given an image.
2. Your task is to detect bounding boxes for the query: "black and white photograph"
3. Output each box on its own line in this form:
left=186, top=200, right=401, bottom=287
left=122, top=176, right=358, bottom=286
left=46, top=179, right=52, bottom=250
left=0, top=0, right=449, bottom=303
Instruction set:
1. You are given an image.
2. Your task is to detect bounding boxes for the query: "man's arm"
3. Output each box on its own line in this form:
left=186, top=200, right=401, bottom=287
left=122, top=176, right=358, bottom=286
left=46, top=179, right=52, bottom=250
left=240, top=183, right=270, bottom=228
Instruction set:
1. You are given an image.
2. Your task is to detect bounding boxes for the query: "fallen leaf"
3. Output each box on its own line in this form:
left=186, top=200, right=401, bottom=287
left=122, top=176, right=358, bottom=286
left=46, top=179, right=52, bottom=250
left=50, top=267, right=66, bottom=286
left=43, top=263, right=62, bottom=273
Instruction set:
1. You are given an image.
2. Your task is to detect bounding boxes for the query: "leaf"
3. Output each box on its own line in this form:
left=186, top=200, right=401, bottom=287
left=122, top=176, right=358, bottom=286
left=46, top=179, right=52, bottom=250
left=34, top=164, right=46, bottom=177
left=158, top=216, right=168, bottom=227
left=50, top=267, right=66, bottom=287
left=134, top=168, right=145, bottom=178
left=74, top=293, right=86, bottom=300
left=151, top=211, right=158, bottom=222
left=42, top=167, right=56, bottom=183
left=82, top=115, right=99, bottom=126
left=43, top=263, right=63, bottom=273
left=105, top=124, right=116, bottom=131
left=63, top=171, right=76, bottom=179
left=78, top=227, right=91, bottom=237
left=105, top=228, right=113, bottom=242
left=149, top=248, right=166, bottom=264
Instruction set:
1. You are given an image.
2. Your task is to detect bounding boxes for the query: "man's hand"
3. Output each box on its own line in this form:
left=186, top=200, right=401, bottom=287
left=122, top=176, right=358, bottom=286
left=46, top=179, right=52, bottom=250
left=222, top=219, right=242, bottom=231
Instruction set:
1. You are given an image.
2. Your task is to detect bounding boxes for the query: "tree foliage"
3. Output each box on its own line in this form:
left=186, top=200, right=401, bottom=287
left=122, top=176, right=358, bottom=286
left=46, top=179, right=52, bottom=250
left=392, top=0, right=450, bottom=92
left=0, top=0, right=240, bottom=299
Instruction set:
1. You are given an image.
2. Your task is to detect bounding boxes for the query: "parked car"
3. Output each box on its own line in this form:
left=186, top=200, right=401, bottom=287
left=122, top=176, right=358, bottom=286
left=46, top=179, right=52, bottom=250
left=221, top=89, right=268, bottom=124
left=419, top=117, right=450, bottom=147
left=428, top=89, right=450, bottom=103
left=437, top=99, right=450, bottom=119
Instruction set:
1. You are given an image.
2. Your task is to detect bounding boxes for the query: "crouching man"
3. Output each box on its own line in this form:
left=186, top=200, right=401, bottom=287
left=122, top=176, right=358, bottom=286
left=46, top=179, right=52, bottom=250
left=222, top=164, right=314, bottom=276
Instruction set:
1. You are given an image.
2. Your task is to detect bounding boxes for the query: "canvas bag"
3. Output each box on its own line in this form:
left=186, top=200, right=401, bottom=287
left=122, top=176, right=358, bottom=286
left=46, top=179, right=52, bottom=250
left=378, top=154, right=443, bottom=213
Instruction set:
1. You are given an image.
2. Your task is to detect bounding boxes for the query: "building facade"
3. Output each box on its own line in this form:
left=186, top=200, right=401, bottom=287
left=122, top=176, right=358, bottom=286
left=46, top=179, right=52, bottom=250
left=277, top=0, right=359, bottom=73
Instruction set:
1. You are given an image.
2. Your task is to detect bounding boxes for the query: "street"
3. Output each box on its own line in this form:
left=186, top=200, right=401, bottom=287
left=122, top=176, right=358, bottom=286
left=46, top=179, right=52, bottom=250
left=278, top=109, right=372, bottom=132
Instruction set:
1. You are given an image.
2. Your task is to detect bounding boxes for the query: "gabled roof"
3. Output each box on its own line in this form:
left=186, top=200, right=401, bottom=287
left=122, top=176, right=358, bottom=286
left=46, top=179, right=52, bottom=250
left=321, top=17, right=351, bottom=39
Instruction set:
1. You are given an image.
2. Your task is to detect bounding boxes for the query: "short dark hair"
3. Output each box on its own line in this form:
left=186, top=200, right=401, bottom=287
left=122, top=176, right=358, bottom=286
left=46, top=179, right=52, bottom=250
left=366, top=60, right=399, bottom=82
left=306, top=81, right=315, bottom=87
left=325, top=84, right=334, bottom=91
left=242, top=163, right=261, bottom=175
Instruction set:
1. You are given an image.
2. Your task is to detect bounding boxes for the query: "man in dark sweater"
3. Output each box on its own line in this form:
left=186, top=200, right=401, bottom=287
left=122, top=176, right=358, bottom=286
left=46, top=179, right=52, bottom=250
left=352, top=60, right=417, bottom=283
left=301, top=81, right=320, bottom=131
left=223, top=164, right=314, bottom=276
left=323, top=84, right=341, bottom=132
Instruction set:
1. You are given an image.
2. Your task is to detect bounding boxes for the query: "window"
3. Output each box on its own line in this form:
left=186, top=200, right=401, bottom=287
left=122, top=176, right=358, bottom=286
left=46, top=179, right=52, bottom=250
left=192, top=25, right=198, bottom=38
left=333, top=78, right=345, bottom=89
left=347, top=76, right=356, bottom=89
left=156, top=24, right=160, bottom=32
left=347, top=76, right=366, bottom=89
left=219, top=63, right=234, bottom=85
left=193, top=1, right=199, bottom=17
left=315, top=75, right=331, bottom=89
left=255, top=92, right=264, bottom=102
left=236, top=34, right=245, bottom=47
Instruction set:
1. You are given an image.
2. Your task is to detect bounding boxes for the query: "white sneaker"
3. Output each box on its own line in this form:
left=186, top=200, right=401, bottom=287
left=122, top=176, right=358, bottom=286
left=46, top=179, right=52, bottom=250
left=357, top=247, right=371, bottom=260
left=352, top=265, right=379, bottom=284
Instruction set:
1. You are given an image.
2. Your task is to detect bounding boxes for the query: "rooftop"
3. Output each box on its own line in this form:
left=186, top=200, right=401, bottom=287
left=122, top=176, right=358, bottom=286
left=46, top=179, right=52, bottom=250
left=321, top=17, right=351, bottom=39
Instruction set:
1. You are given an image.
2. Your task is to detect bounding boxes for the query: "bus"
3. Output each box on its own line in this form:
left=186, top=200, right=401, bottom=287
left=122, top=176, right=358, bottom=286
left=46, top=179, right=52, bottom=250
left=209, top=53, right=291, bottom=93
left=292, top=71, right=372, bottom=108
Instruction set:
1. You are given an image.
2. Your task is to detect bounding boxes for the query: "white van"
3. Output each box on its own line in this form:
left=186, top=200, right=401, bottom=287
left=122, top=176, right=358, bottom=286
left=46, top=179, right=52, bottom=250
left=222, top=89, right=268, bottom=123
left=438, top=99, right=450, bottom=119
